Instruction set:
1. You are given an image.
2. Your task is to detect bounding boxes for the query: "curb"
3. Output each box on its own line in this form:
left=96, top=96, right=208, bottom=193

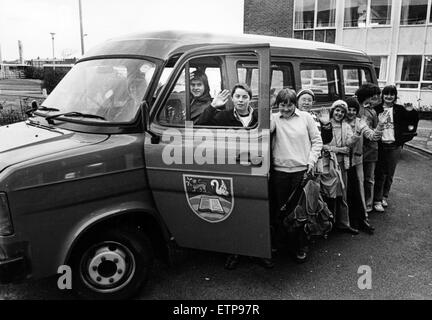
left=405, top=143, right=432, bottom=157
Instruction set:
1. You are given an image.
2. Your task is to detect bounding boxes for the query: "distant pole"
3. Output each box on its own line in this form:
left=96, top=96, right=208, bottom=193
left=79, top=0, right=85, bottom=55
left=50, top=32, right=56, bottom=70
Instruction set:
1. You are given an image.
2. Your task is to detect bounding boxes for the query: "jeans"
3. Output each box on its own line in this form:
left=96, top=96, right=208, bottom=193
left=363, top=161, right=376, bottom=210
left=270, top=170, right=305, bottom=224
left=270, top=170, right=307, bottom=251
left=374, top=143, right=402, bottom=202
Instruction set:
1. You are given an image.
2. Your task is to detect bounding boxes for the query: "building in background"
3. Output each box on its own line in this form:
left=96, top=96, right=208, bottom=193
left=27, top=58, right=77, bottom=68
left=244, top=0, right=432, bottom=107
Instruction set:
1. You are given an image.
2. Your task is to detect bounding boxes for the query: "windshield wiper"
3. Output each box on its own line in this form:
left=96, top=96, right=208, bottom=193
left=37, top=106, right=60, bottom=112
left=46, top=111, right=106, bottom=124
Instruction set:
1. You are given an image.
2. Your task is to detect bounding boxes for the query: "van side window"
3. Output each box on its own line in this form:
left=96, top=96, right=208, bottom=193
left=270, top=63, right=295, bottom=108
left=157, top=57, right=222, bottom=126
left=343, top=67, right=373, bottom=95
left=300, top=64, right=340, bottom=103
left=237, top=62, right=259, bottom=99
left=237, top=61, right=294, bottom=109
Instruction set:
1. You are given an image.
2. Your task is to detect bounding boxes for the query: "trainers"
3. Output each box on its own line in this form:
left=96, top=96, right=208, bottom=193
left=366, top=206, right=373, bottom=213
left=373, top=202, right=385, bottom=212
left=382, top=198, right=388, bottom=207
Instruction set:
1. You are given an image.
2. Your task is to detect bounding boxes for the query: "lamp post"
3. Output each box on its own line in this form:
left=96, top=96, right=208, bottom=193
left=79, top=0, right=85, bottom=55
left=50, top=32, right=56, bottom=70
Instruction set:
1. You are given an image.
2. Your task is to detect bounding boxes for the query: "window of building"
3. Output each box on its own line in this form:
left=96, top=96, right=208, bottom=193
left=430, top=4, right=432, bottom=23
left=300, top=64, right=340, bottom=103
left=400, top=0, right=428, bottom=25
left=421, top=56, right=432, bottom=90
left=370, top=0, right=392, bottom=25
left=295, top=29, right=335, bottom=43
left=396, top=55, right=432, bottom=90
left=343, top=66, right=373, bottom=95
left=370, top=56, right=388, bottom=86
left=344, top=0, right=391, bottom=27
left=295, top=0, right=315, bottom=29
left=396, top=55, right=422, bottom=88
left=345, top=0, right=369, bottom=27
left=317, top=0, right=337, bottom=27
left=294, top=0, right=336, bottom=43
left=314, top=29, right=336, bottom=43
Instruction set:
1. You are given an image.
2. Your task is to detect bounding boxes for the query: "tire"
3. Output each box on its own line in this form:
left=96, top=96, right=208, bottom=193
left=70, top=227, right=153, bottom=300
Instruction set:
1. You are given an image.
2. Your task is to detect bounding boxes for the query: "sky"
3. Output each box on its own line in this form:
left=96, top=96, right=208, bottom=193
left=0, top=0, right=244, bottom=61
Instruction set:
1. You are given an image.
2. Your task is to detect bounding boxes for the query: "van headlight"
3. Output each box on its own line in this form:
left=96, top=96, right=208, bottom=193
left=0, top=193, right=13, bottom=236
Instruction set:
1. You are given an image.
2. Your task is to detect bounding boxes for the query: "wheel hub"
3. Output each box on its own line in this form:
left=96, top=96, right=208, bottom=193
left=87, top=245, right=128, bottom=287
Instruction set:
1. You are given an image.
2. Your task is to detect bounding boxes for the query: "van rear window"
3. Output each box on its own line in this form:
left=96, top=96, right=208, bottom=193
left=300, top=64, right=340, bottom=103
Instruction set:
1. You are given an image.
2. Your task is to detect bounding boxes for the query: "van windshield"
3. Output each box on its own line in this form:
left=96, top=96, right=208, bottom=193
left=40, top=58, right=156, bottom=123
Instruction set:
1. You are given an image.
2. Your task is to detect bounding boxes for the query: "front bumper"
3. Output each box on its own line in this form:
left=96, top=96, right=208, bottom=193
left=0, top=240, right=31, bottom=284
left=0, top=256, right=28, bottom=284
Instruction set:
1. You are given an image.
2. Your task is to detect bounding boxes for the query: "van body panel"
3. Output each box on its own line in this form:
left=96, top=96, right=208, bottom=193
left=0, top=133, right=160, bottom=278
left=0, top=121, right=107, bottom=174
left=83, top=31, right=366, bottom=62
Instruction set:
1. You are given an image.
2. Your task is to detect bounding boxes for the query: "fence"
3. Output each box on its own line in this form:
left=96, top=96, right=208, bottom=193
left=0, top=95, right=45, bottom=126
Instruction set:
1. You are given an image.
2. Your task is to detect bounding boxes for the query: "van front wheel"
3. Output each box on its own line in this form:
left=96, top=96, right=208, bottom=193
left=70, top=228, right=153, bottom=300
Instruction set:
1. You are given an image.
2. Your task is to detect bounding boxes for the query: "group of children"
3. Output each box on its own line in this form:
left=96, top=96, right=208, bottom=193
left=186, top=71, right=419, bottom=269
left=272, top=83, right=419, bottom=264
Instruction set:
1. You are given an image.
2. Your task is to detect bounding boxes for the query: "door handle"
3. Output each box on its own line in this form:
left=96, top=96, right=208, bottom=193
left=236, top=153, right=263, bottom=166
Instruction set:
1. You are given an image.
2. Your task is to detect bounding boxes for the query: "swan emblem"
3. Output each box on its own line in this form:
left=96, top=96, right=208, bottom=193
left=211, top=179, right=230, bottom=196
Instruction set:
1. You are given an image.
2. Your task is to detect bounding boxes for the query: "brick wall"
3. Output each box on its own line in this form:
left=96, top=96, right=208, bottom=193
left=243, top=0, right=294, bottom=38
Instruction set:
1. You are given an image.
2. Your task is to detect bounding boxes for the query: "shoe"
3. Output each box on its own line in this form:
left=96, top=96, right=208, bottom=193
left=382, top=198, right=388, bottom=207
left=366, top=206, right=373, bottom=213
left=224, top=254, right=239, bottom=270
left=258, top=258, right=275, bottom=269
left=365, top=220, right=375, bottom=231
left=358, top=220, right=374, bottom=235
left=338, top=226, right=359, bottom=235
left=374, top=202, right=385, bottom=212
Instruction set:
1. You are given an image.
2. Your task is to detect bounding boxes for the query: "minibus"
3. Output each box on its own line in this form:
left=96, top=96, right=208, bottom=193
left=0, top=31, right=377, bottom=299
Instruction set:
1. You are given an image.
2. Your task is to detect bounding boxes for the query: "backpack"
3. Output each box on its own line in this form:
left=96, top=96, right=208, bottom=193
left=281, top=176, right=334, bottom=238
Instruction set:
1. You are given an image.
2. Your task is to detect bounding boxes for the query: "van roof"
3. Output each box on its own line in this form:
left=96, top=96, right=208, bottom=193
left=82, top=30, right=371, bottom=63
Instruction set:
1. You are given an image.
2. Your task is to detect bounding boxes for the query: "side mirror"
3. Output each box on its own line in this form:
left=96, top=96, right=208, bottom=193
left=26, top=100, right=39, bottom=117
left=31, top=100, right=38, bottom=111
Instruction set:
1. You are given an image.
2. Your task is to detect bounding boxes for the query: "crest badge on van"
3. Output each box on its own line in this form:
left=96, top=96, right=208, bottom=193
left=183, top=174, right=234, bottom=223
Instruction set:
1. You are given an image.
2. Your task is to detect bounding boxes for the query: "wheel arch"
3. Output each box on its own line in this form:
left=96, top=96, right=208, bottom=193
left=62, top=208, right=171, bottom=267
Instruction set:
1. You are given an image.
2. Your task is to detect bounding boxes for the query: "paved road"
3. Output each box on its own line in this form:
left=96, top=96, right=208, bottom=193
left=1, top=147, right=431, bottom=300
